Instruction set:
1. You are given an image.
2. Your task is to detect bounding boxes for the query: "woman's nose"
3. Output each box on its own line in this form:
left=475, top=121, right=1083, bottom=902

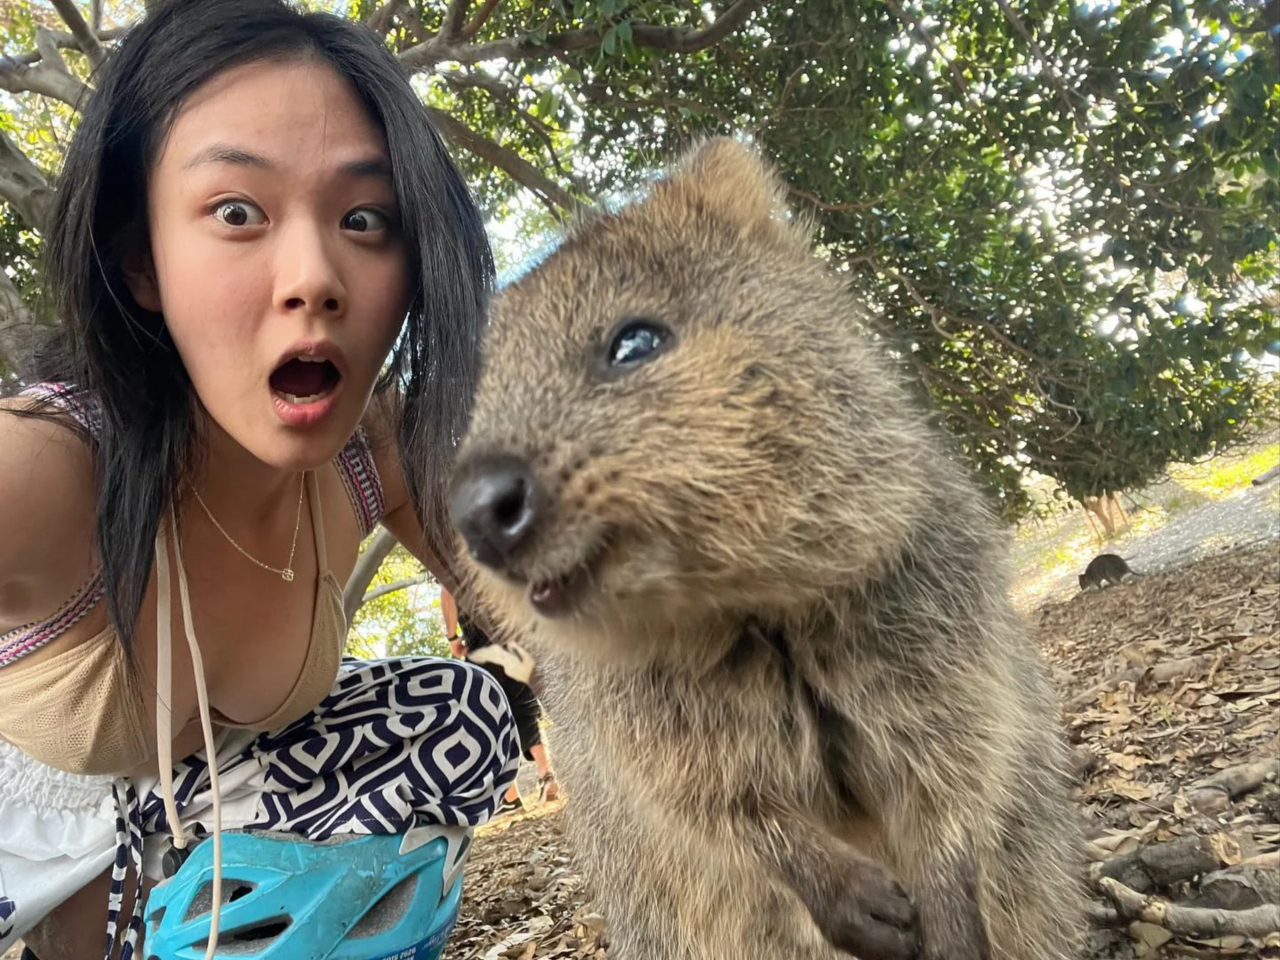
left=273, top=223, right=347, bottom=316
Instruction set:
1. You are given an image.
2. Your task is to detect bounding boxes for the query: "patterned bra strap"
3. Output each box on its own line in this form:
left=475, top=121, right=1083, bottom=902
left=19, top=381, right=102, bottom=434
left=334, top=425, right=385, bottom=537
left=0, top=571, right=106, bottom=667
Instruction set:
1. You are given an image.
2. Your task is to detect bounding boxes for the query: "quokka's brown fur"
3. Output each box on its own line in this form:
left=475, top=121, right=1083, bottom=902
left=450, top=138, right=1088, bottom=960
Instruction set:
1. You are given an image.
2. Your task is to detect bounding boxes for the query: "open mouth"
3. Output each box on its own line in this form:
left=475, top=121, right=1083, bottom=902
left=269, top=355, right=341, bottom=406
left=528, top=541, right=608, bottom=618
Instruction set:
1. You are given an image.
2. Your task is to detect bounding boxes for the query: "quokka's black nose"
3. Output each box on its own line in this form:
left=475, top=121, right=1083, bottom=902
left=450, top=452, right=540, bottom=570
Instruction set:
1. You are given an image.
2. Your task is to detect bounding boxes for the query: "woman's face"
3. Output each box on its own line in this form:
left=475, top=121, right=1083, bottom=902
left=131, top=57, right=411, bottom=471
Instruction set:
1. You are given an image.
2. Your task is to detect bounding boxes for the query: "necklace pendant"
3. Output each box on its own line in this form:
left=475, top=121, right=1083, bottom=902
left=282, top=568, right=295, bottom=583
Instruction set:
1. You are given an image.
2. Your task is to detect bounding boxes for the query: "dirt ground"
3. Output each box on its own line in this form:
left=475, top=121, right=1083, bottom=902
left=1011, top=439, right=1280, bottom=611
left=443, top=540, right=1280, bottom=960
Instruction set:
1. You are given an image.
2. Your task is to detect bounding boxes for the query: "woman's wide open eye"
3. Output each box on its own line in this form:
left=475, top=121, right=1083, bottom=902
left=341, top=208, right=391, bottom=233
left=213, top=199, right=266, bottom=227
left=606, top=318, right=674, bottom=370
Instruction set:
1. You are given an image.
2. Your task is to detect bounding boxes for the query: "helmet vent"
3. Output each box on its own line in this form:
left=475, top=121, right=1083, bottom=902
left=183, top=881, right=257, bottom=922
left=196, top=917, right=291, bottom=954
left=348, top=874, right=420, bottom=938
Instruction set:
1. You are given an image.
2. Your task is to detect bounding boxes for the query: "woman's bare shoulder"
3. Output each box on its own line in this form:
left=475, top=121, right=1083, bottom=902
left=0, top=399, right=99, bottom=632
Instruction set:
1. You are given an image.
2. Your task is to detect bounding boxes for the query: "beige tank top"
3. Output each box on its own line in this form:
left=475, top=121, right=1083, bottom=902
left=0, top=470, right=347, bottom=776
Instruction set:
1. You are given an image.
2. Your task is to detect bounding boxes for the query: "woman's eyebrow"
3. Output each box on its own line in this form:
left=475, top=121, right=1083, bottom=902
left=341, top=156, right=392, bottom=183
left=182, top=144, right=272, bottom=170
left=182, top=144, right=392, bottom=183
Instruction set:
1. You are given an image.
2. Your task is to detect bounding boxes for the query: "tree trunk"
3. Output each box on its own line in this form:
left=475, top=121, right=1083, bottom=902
left=360, top=574, right=430, bottom=606
left=0, top=271, right=36, bottom=378
left=343, top=525, right=398, bottom=625
left=1081, top=492, right=1128, bottom=538
left=1082, top=495, right=1117, bottom=538
left=0, top=129, right=53, bottom=232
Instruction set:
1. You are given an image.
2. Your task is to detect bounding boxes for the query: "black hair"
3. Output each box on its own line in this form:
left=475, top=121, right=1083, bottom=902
left=21, top=0, right=493, bottom=653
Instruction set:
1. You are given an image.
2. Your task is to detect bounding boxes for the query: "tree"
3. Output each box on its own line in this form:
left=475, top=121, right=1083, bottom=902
left=342, top=525, right=399, bottom=626
left=2, top=0, right=1277, bottom=519
left=345, top=528, right=447, bottom=658
left=1, top=0, right=85, bottom=376
left=0, top=200, right=43, bottom=376
left=510, top=0, right=1279, bottom=516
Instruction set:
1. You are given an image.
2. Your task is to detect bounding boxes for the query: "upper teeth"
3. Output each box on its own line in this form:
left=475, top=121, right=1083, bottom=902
left=295, top=354, right=326, bottom=363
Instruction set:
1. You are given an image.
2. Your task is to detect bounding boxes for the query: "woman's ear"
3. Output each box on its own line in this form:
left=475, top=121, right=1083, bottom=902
left=120, top=240, right=161, bottom=312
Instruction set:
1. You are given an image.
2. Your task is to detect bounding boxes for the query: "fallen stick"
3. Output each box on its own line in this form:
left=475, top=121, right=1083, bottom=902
left=1240, top=850, right=1280, bottom=870
left=1192, top=863, right=1280, bottom=912
left=1204, top=649, right=1226, bottom=686
left=1093, top=834, right=1234, bottom=893
left=1145, top=758, right=1280, bottom=815
left=1069, top=654, right=1219, bottom=712
left=1098, top=876, right=1280, bottom=938
left=1185, top=759, right=1280, bottom=815
left=1252, top=464, right=1280, bottom=486
left=1086, top=901, right=1119, bottom=926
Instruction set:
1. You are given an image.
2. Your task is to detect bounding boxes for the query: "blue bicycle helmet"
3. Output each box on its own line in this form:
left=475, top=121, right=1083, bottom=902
left=144, top=823, right=472, bottom=959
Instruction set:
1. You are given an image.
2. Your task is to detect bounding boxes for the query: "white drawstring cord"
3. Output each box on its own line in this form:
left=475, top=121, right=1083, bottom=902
left=156, top=509, right=223, bottom=957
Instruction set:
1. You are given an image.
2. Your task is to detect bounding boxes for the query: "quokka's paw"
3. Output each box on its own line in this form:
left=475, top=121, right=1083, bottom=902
left=808, top=858, right=918, bottom=960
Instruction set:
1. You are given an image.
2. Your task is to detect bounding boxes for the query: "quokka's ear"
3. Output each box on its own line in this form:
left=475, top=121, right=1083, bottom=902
left=653, top=136, right=790, bottom=232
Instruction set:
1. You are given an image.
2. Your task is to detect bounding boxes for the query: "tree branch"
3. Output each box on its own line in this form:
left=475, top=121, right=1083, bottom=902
left=435, top=67, right=511, bottom=100
left=991, top=0, right=1091, bottom=133
left=401, top=0, right=762, bottom=72
left=628, top=0, right=762, bottom=52
left=0, top=54, right=90, bottom=107
left=368, top=0, right=407, bottom=37
left=787, top=185, right=886, bottom=213
left=673, top=0, right=710, bottom=25
left=34, top=27, right=70, bottom=74
left=2, top=28, right=90, bottom=108
left=436, top=70, right=584, bottom=187
left=462, top=0, right=501, bottom=38
left=425, top=105, right=583, bottom=215
left=1098, top=877, right=1280, bottom=939
left=1266, top=0, right=1280, bottom=64
left=1092, top=834, right=1239, bottom=894
left=8, top=27, right=123, bottom=67
left=399, top=22, right=587, bottom=70
left=785, top=151, right=939, bottom=212
left=0, top=130, right=53, bottom=233
left=0, top=270, right=37, bottom=379
left=442, top=0, right=472, bottom=40
left=882, top=0, right=1014, bottom=157
left=576, top=88, right=739, bottom=128
left=49, top=0, right=106, bottom=68
left=362, top=574, right=430, bottom=606
left=880, top=262, right=1083, bottom=396
left=343, top=526, right=398, bottom=625
left=395, top=3, right=435, bottom=47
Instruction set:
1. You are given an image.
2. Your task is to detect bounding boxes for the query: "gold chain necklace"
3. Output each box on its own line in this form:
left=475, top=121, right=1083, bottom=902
left=190, top=473, right=306, bottom=582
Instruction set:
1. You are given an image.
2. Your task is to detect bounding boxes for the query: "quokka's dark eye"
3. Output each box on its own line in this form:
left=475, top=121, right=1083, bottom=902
left=606, top=318, right=674, bottom=370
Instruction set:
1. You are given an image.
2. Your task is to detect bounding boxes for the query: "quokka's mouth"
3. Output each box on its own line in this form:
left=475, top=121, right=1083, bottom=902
left=528, top=539, right=609, bottom=618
